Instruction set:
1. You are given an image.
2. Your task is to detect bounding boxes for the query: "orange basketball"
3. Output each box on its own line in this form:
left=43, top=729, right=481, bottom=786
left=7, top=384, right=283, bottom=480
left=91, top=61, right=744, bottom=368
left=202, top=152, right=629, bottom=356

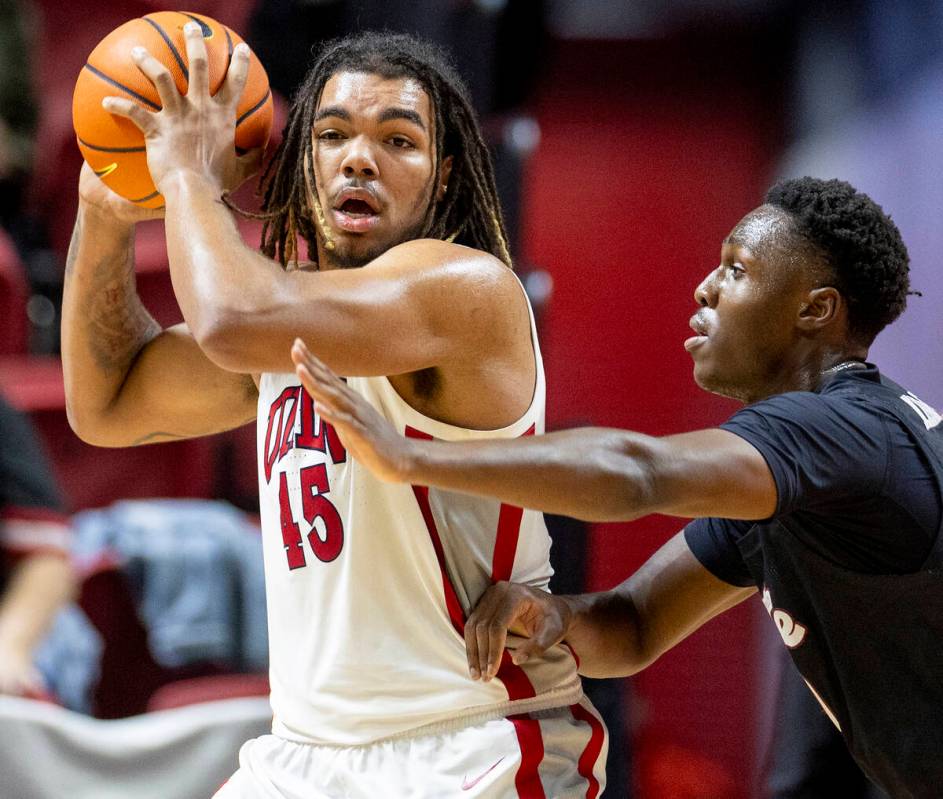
left=72, top=11, right=272, bottom=208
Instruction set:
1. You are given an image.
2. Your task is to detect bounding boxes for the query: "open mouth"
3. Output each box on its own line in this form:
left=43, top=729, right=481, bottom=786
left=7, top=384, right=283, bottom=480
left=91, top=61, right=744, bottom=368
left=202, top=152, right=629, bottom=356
left=332, top=193, right=381, bottom=233
left=337, top=198, right=377, bottom=217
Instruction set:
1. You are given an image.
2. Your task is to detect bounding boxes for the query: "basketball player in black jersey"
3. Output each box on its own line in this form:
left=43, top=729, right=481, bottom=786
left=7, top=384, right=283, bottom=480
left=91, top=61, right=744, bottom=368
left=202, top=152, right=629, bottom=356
left=293, top=177, right=943, bottom=798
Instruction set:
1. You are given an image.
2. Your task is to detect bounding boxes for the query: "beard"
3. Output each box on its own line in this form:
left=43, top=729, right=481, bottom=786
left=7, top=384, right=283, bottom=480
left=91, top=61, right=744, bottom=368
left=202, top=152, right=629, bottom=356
left=319, top=175, right=438, bottom=271
left=324, top=214, right=430, bottom=269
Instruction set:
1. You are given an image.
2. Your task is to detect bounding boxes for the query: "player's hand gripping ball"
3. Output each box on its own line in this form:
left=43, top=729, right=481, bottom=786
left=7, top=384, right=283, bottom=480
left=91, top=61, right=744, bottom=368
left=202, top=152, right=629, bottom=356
left=72, top=11, right=272, bottom=208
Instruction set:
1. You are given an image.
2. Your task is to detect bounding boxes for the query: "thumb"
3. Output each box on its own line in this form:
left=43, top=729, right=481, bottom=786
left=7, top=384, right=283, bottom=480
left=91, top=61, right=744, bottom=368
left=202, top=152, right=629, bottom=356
left=510, top=618, right=564, bottom=665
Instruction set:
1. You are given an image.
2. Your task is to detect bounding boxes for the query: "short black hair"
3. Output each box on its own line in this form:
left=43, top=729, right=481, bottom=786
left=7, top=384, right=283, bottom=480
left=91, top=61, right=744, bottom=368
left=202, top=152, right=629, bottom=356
left=765, top=177, right=910, bottom=345
left=256, top=31, right=511, bottom=267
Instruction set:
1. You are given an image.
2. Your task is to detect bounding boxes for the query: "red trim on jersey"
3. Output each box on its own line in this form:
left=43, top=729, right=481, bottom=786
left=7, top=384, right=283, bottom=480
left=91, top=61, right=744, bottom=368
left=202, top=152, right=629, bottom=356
left=492, top=503, right=524, bottom=582
left=405, top=425, right=540, bottom=702
left=410, top=482, right=467, bottom=635
left=497, top=650, right=537, bottom=700
left=1, top=505, right=69, bottom=525
left=570, top=703, right=605, bottom=799
left=487, top=424, right=540, bottom=699
left=490, top=424, right=535, bottom=583
left=405, top=427, right=466, bottom=636
left=509, top=713, right=547, bottom=798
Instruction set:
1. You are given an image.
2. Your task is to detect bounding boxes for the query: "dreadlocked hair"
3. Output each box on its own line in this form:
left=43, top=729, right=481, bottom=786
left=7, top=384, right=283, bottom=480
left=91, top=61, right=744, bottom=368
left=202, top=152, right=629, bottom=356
left=765, top=177, right=910, bottom=345
left=256, top=31, right=512, bottom=269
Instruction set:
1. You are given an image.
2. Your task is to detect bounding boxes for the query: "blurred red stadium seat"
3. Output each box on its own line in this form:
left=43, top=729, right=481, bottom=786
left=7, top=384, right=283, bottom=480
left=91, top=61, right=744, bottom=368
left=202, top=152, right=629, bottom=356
left=79, top=563, right=268, bottom=719
left=0, top=229, right=29, bottom=355
left=0, top=356, right=225, bottom=510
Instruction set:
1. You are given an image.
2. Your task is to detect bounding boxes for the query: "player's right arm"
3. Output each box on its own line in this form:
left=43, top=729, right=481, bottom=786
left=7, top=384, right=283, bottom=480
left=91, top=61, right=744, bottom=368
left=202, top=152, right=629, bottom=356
left=62, top=164, right=257, bottom=447
left=292, top=340, right=777, bottom=521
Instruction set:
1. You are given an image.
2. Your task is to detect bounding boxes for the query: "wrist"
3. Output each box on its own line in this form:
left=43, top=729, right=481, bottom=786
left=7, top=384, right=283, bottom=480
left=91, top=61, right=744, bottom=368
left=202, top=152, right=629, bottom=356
left=561, top=593, right=593, bottom=635
left=157, top=169, right=224, bottom=202
left=78, top=200, right=135, bottom=236
left=399, top=438, right=426, bottom=483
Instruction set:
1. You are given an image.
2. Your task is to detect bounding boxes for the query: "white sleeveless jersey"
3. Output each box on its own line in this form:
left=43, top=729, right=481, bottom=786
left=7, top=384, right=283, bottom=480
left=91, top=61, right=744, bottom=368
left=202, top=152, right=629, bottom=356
left=256, top=291, right=582, bottom=745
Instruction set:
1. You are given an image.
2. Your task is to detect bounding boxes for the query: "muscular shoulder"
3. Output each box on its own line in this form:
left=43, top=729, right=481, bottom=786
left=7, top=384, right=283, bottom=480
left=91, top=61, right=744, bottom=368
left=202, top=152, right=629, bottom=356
left=377, top=239, right=526, bottom=343
left=379, top=239, right=513, bottom=285
left=723, top=390, right=889, bottom=516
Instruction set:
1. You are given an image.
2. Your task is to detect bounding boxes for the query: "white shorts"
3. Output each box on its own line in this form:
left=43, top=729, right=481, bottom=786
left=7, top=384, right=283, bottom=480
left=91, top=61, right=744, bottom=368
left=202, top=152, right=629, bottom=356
left=214, top=698, right=608, bottom=798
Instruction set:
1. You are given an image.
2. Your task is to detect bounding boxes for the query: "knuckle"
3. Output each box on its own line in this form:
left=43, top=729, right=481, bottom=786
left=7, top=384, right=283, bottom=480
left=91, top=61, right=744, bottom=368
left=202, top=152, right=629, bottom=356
left=155, top=72, right=176, bottom=91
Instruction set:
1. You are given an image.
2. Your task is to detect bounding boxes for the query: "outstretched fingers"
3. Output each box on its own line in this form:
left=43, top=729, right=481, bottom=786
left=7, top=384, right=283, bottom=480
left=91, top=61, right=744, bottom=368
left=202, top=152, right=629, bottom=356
left=289, top=338, right=419, bottom=485
left=291, top=339, right=349, bottom=416
left=102, top=95, right=157, bottom=136
left=183, top=22, right=210, bottom=99
left=130, top=46, right=181, bottom=112
left=291, top=340, right=373, bottom=436
left=216, top=41, right=251, bottom=107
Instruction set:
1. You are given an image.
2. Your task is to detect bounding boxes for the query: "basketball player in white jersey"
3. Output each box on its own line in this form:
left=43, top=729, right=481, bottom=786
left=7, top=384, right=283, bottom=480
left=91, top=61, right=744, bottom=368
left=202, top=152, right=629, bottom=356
left=62, top=27, right=607, bottom=797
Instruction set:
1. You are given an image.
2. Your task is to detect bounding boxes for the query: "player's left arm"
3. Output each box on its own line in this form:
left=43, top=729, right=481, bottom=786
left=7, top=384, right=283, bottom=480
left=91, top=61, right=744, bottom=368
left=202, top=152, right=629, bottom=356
left=292, top=342, right=777, bottom=522
left=104, top=25, right=513, bottom=379
left=464, top=531, right=756, bottom=680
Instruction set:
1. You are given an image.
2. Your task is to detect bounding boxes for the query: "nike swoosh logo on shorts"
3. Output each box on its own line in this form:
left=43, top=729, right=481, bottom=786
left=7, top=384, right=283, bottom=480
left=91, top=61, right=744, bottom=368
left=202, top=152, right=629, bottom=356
left=461, top=756, right=505, bottom=791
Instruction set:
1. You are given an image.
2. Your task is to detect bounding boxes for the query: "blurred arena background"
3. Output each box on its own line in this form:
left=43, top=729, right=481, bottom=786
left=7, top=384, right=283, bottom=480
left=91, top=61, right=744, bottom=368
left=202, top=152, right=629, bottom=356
left=0, top=0, right=940, bottom=796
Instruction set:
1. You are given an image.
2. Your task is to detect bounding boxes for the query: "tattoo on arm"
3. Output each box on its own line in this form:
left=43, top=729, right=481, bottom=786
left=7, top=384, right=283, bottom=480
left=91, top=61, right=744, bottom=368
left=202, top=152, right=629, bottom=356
left=131, top=411, right=256, bottom=445
left=83, top=238, right=161, bottom=373
left=131, top=431, right=188, bottom=446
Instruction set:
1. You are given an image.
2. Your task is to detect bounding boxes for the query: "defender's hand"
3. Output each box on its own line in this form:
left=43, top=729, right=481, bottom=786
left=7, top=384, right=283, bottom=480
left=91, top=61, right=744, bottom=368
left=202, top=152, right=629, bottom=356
left=101, top=23, right=261, bottom=195
left=464, top=581, right=573, bottom=682
left=291, top=339, right=419, bottom=483
left=78, top=162, right=164, bottom=224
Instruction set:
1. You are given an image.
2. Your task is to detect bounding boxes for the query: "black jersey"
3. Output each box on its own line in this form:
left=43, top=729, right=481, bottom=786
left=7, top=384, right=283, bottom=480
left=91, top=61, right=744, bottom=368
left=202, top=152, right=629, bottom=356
left=685, top=365, right=943, bottom=798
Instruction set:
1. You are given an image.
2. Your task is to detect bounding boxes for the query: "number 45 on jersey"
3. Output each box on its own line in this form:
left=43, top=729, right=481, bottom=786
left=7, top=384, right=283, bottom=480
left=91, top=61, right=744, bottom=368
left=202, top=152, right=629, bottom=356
left=263, top=385, right=348, bottom=570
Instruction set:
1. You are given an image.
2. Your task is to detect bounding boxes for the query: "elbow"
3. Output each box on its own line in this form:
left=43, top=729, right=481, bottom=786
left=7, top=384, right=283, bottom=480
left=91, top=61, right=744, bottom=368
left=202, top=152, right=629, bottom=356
left=614, top=431, right=660, bottom=519
left=570, top=589, right=658, bottom=678
left=64, top=391, right=139, bottom=449
left=67, top=417, right=124, bottom=449
left=190, top=309, right=252, bottom=373
left=65, top=399, right=119, bottom=448
left=575, top=638, right=659, bottom=679
left=578, top=660, right=650, bottom=680
left=577, top=431, right=658, bottom=522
